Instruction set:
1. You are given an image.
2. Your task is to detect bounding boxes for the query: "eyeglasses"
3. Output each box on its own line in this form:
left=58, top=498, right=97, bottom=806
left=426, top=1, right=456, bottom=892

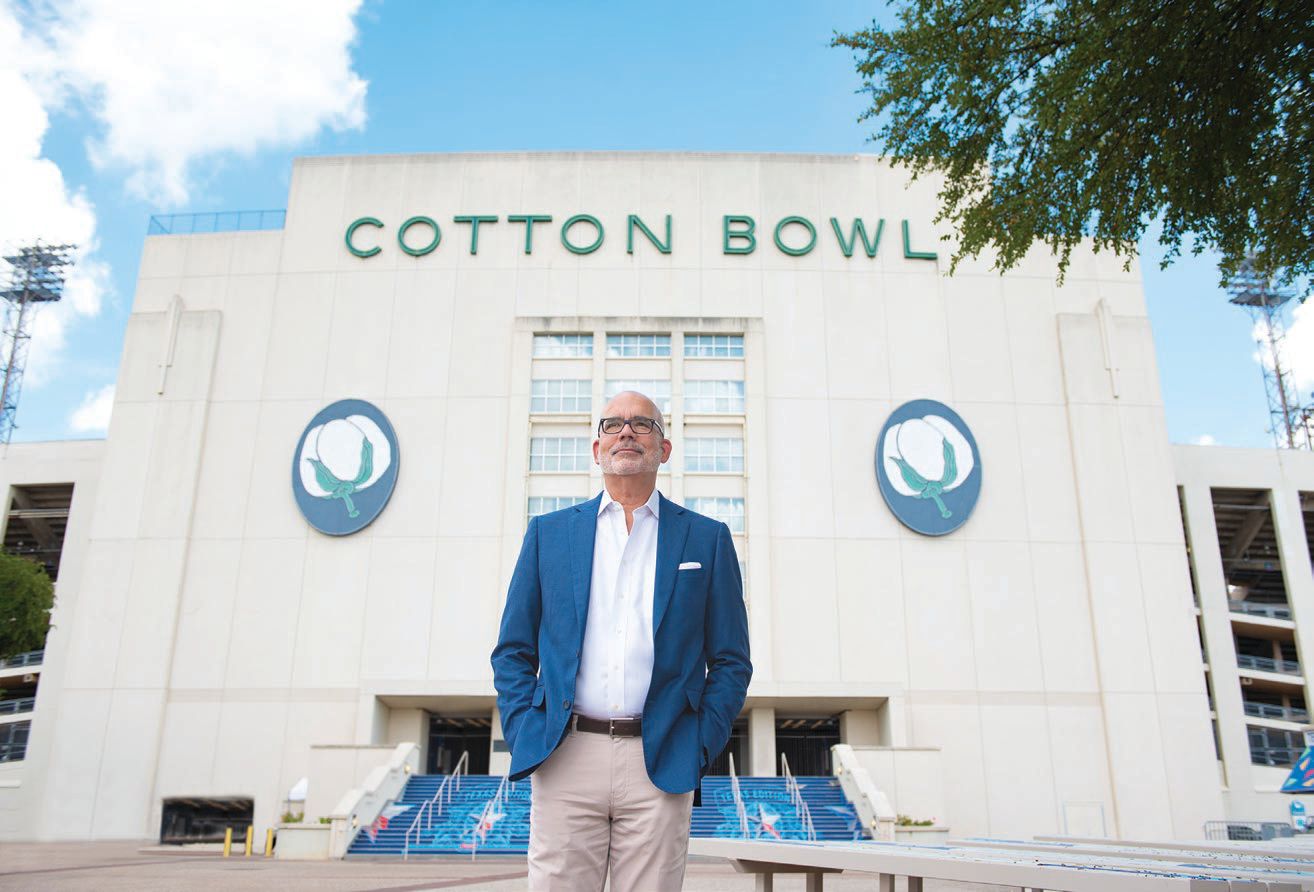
left=598, top=415, right=664, bottom=437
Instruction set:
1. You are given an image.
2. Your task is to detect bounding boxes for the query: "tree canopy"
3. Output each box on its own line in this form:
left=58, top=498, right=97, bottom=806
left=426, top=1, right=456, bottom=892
left=834, top=1, right=1313, bottom=283
left=0, top=551, right=54, bottom=660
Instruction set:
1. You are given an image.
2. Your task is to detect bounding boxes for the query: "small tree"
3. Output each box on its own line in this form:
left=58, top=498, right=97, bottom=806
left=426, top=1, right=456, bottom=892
left=0, top=551, right=54, bottom=660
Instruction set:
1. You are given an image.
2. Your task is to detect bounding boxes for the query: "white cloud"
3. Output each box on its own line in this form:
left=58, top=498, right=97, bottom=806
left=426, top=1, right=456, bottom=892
left=1193, top=434, right=1217, bottom=446
left=68, top=383, right=114, bottom=433
left=42, top=0, right=368, bottom=205
left=0, top=3, right=109, bottom=388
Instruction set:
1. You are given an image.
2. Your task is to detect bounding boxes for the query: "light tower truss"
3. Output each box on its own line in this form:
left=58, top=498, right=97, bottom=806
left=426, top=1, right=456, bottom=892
left=0, top=243, right=76, bottom=444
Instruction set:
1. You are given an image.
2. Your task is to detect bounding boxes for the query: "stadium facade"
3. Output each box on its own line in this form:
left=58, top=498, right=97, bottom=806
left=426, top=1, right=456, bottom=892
left=0, top=152, right=1310, bottom=843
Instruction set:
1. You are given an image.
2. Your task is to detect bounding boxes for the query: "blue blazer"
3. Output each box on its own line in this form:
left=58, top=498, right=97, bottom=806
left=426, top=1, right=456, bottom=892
left=491, top=493, right=752, bottom=794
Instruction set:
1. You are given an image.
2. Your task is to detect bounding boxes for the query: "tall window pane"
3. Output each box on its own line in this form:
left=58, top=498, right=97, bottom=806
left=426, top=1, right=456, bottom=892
left=533, top=334, right=593, bottom=357
left=684, top=437, right=745, bottom=473
left=531, top=380, right=591, bottom=413
left=528, top=495, right=588, bottom=519
left=685, top=380, right=745, bottom=414
left=606, top=334, right=671, bottom=358
left=529, top=437, right=591, bottom=472
left=685, top=334, right=744, bottom=358
left=604, top=380, right=672, bottom=415
left=686, top=496, right=746, bottom=533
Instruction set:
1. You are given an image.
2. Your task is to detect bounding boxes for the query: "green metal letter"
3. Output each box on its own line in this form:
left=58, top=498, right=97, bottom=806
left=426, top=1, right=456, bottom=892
left=397, top=216, right=441, bottom=257
left=508, top=214, right=552, bottom=254
left=561, top=214, right=604, bottom=254
left=454, top=215, right=498, bottom=254
left=901, top=220, right=938, bottom=261
left=830, top=218, right=885, bottom=258
left=626, top=215, right=672, bottom=254
left=723, top=215, right=756, bottom=255
left=345, top=217, right=385, bottom=258
left=772, top=216, right=817, bottom=256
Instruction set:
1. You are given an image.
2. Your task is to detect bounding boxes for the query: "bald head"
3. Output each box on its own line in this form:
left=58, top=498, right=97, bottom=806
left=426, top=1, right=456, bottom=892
left=593, top=390, right=672, bottom=479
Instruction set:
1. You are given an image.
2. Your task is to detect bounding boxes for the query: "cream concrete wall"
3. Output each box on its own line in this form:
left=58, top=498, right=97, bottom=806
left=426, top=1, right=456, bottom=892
left=0, top=440, right=103, bottom=839
left=12, top=152, right=1225, bottom=842
left=1174, top=445, right=1314, bottom=823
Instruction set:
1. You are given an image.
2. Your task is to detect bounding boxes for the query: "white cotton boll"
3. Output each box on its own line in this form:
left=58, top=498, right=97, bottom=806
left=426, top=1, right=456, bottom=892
left=895, top=418, right=948, bottom=480
left=315, top=418, right=369, bottom=481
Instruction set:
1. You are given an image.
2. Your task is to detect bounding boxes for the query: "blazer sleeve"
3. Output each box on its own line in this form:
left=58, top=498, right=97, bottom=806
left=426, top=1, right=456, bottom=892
left=699, top=521, right=752, bottom=763
left=490, top=516, right=542, bottom=755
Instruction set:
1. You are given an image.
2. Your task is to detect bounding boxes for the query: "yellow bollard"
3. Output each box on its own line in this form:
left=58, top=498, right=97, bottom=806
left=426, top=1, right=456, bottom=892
left=244, top=825, right=254, bottom=857
left=222, top=827, right=232, bottom=857
left=264, top=827, right=274, bottom=857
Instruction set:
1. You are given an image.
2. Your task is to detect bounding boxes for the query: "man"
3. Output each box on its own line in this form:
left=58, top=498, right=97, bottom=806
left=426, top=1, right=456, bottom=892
left=491, top=390, right=752, bottom=890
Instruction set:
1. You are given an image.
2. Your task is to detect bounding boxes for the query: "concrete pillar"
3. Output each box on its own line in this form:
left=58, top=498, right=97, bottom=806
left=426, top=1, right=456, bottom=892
left=876, top=696, right=909, bottom=746
left=748, top=707, right=776, bottom=776
left=1180, top=483, right=1250, bottom=794
left=1271, top=484, right=1314, bottom=713
left=839, top=709, right=881, bottom=746
left=490, top=706, right=511, bottom=776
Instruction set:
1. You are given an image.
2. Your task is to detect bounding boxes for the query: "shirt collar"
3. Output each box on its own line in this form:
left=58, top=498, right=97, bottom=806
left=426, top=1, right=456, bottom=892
left=598, top=487, right=661, bottom=518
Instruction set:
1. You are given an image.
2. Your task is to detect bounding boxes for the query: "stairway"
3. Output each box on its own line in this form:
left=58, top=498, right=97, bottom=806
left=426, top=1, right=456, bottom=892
left=691, top=776, right=866, bottom=840
left=346, top=774, right=530, bottom=856
left=346, top=773, right=865, bottom=856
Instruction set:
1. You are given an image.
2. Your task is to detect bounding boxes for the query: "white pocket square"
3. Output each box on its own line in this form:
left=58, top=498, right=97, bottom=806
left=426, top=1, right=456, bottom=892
left=678, top=561, right=702, bottom=570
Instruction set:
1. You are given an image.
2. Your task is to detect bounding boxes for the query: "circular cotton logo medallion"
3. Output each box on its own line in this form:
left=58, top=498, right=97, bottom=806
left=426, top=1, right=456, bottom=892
left=875, top=399, right=982, bottom=536
left=292, top=399, right=399, bottom=536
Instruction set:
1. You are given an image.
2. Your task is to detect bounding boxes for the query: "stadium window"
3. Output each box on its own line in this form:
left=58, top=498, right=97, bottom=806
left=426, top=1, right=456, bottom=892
left=530, top=380, right=591, bottom=414
left=684, top=437, right=744, bottom=473
left=604, top=380, right=672, bottom=415
left=684, top=334, right=744, bottom=358
left=533, top=333, right=593, bottom=358
left=685, top=380, right=745, bottom=414
left=686, top=496, right=745, bottom=533
left=606, top=333, right=671, bottom=358
left=527, top=495, right=588, bottom=519
left=529, top=437, right=591, bottom=472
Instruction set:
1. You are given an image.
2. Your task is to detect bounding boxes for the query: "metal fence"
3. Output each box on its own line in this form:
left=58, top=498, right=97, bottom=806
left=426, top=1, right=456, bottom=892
left=1203, top=820, right=1295, bottom=841
left=1243, top=701, right=1310, bottom=723
left=0, top=697, right=35, bottom=716
left=1237, top=653, right=1302, bottom=675
left=1229, top=600, right=1293, bottom=620
left=147, top=210, right=285, bottom=235
left=0, top=650, right=42, bottom=670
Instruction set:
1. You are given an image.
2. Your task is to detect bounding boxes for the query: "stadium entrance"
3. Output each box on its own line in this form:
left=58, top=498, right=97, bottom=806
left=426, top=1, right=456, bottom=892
left=427, top=716, right=491, bottom=775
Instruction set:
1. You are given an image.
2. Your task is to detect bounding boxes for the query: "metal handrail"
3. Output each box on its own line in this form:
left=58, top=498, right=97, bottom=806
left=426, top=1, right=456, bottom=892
left=146, top=209, right=285, bottom=235
left=467, top=774, right=513, bottom=860
left=1242, top=701, right=1310, bottom=722
left=728, top=753, right=750, bottom=839
left=1229, top=601, right=1293, bottom=620
left=779, top=754, right=816, bottom=841
left=0, top=697, right=35, bottom=715
left=403, top=750, right=470, bottom=860
left=0, top=650, right=43, bottom=669
left=1237, top=653, right=1302, bottom=675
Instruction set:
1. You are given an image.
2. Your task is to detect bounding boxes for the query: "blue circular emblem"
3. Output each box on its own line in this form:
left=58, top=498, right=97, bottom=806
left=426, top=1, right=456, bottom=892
left=875, top=399, right=982, bottom=536
left=292, top=399, right=399, bottom=536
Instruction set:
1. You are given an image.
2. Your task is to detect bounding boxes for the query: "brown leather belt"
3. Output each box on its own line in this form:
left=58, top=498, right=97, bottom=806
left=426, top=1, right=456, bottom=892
left=571, top=714, right=642, bottom=737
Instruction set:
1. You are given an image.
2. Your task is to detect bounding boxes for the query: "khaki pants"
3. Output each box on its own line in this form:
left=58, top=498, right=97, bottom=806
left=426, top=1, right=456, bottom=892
left=528, top=727, right=694, bottom=891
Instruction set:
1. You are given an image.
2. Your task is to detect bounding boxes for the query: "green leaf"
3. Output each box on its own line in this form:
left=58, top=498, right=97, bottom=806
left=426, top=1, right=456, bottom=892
left=939, top=438, right=957, bottom=487
left=352, top=438, right=374, bottom=487
left=892, top=455, right=929, bottom=491
left=307, top=457, right=343, bottom=494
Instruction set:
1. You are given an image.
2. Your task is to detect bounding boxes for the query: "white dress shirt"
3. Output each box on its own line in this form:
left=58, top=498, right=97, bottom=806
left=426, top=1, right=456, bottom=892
left=573, top=487, right=660, bottom=720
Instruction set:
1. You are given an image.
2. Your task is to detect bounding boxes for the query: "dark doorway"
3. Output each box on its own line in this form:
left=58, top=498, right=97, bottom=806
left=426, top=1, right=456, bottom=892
left=776, top=716, right=839, bottom=776
left=427, top=715, right=491, bottom=775
left=160, top=797, right=253, bottom=844
left=705, top=719, right=749, bottom=777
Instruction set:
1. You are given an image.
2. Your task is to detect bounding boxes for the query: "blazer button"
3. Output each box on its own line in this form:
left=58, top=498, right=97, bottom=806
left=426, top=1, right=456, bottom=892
left=562, top=699, right=571, bottom=710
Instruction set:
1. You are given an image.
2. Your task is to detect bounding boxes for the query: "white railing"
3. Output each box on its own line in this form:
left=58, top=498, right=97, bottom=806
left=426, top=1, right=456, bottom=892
left=779, top=754, right=817, bottom=841
left=467, top=773, right=514, bottom=860
left=403, top=750, right=469, bottom=860
left=728, top=753, right=750, bottom=838
left=830, top=744, right=897, bottom=841
left=328, top=742, right=420, bottom=858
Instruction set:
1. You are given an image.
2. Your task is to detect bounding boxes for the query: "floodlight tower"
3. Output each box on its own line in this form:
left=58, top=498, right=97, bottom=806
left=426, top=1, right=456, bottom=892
left=0, top=243, right=76, bottom=443
left=1227, top=255, right=1312, bottom=450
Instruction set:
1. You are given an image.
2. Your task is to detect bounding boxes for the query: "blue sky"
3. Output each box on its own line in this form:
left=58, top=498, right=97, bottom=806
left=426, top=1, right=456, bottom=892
left=3, top=0, right=1302, bottom=446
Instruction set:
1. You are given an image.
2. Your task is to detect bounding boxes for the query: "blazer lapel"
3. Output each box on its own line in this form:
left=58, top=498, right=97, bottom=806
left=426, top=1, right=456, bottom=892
left=652, top=494, right=690, bottom=637
left=569, top=495, right=602, bottom=635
